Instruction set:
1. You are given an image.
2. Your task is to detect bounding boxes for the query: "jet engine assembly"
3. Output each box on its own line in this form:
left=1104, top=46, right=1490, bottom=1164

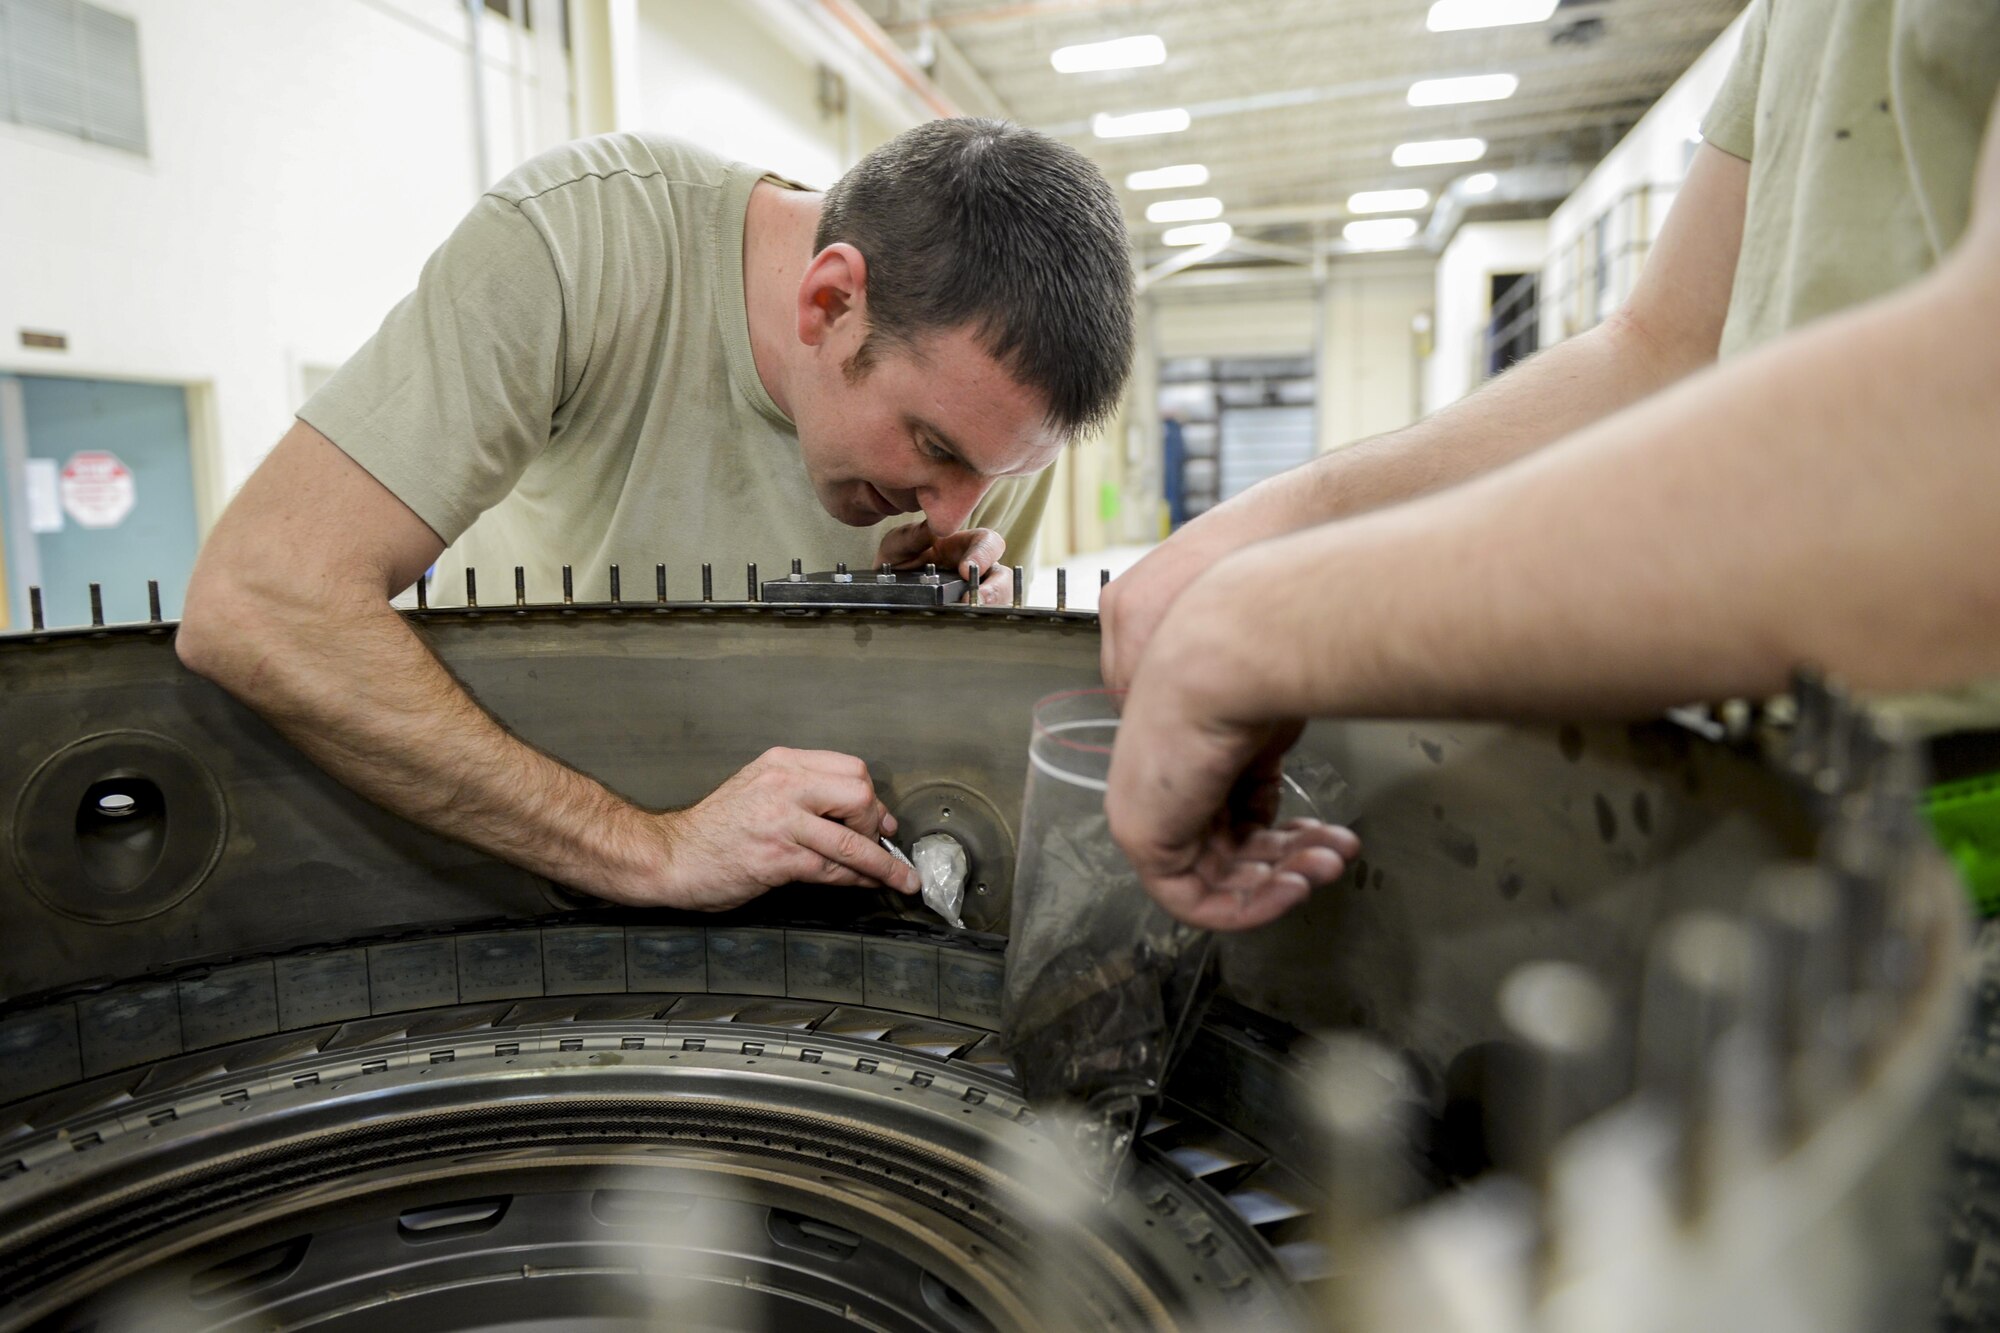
left=0, top=574, right=1969, bottom=1331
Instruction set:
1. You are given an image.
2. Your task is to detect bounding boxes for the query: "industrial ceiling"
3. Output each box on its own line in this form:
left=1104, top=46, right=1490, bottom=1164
left=858, top=0, right=1748, bottom=260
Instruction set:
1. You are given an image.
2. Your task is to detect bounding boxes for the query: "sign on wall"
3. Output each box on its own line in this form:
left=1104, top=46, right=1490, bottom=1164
left=24, top=459, right=63, bottom=533
left=58, top=451, right=136, bottom=529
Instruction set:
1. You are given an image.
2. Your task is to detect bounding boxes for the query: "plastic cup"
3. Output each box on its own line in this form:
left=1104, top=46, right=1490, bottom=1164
left=1003, top=690, right=1214, bottom=1190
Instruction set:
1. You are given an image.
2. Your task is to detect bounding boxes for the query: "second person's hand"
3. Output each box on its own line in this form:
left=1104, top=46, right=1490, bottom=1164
left=1105, top=582, right=1357, bottom=930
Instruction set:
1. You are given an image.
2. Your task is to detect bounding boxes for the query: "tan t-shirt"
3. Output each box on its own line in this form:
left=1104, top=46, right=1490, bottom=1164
left=1702, top=0, right=2000, bottom=732
left=300, top=133, right=1052, bottom=606
left=1704, top=0, right=2000, bottom=359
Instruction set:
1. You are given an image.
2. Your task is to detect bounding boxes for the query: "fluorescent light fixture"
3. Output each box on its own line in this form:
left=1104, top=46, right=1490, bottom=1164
left=1347, top=188, right=1431, bottom=214
left=1462, top=171, right=1499, bottom=194
left=1125, top=163, right=1209, bottom=191
left=1052, top=34, right=1166, bottom=73
left=1162, top=221, right=1233, bottom=247
left=1145, top=196, right=1223, bottom=223
left=1392, top=137, right=1487, bottom=167
left=1425, top=0, right=1558, bottom=32
left=1093, top=107, right=1191, bottom=139
left=1343, top=218, right=1420, bottom=247
left=1408, top=73, right=1518, bottom=106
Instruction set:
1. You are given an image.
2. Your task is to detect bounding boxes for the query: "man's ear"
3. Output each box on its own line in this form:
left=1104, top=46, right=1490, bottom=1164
left=797, top=242, right=869, bottom=348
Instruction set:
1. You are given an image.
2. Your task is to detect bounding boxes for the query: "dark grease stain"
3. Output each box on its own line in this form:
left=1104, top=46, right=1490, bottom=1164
left=1878, top=98, right=1890, bottom=112
left=1436, top=823, right=1480, bottom=869
left=1593, top=793, right=1618, bottom=843
left=1632, top=792, right=1653, bottom=837
left=1558, top=724, right=1585, bottom=763
left=1420, top=738, right=1445, bottom=765
left=853, top=623, right=874, bottom=648
left=1351, top=860, right=1370, bottom=890
left=1497, top=865, right=1524, bottom=901
left=1835, top=127, right=1851, bottom=140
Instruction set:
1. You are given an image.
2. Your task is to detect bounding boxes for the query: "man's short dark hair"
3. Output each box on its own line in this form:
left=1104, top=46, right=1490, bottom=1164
left=815, top=118, right=1134, bottom=440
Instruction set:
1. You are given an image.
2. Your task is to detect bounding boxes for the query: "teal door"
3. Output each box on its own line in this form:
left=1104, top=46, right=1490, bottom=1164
left=0, top=376, right=201, bottom=631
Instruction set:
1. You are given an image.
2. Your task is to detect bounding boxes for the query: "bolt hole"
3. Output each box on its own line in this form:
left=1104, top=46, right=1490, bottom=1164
left=940, top=806, right=952, bottom=818
left=975, top=882, right=988, bottom=895
left=74, top=775, right=168, bottom=894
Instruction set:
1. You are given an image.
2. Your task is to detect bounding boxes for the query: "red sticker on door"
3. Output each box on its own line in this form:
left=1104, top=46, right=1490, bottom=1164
left=59, top=451, right=136, bottom=529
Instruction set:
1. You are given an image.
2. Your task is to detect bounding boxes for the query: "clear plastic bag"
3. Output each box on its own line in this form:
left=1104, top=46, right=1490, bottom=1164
left=1001, top=692, right=1348, bottom=1192
left=1000, top=692, right=1212, bottom=1192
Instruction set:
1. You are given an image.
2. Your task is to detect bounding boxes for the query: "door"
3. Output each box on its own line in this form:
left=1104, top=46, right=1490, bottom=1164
left=1217, top=405, right=1316, bottom=502
left=0, top=376, right=201, bottom=631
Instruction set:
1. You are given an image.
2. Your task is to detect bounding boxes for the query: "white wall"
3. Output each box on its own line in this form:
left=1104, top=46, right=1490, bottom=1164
left=625, top=0, right=919, bottom=188
left=1425, top=219, right=1549, bottom=412
left=1153, top=292, right=1317, bottom=360
left=1320, top=258, right=1434, bottom=450
left=1144, top=256, right=1433, bottom=456
left=1541, top=11, right=1749, bottom=345
left=0, top=0, right=570, bottom=518
left=628, top=0, right=896, bottom=184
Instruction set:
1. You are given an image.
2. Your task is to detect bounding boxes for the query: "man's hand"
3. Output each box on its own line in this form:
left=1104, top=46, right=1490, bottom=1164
left=612, top=747, right=922, bottom=911
left=1100, top=523, right=1239, bottom=690
left=876, top=520, right=1013, bottom=605
left=1105, top=593, right=1357, bottom=931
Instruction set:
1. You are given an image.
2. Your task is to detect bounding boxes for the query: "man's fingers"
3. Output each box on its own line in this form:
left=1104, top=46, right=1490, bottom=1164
left=939, top=528, right=1006, bottom=581
left=975, top=564, right=1014, bottom=606
left=777, top=748, right=875, bottom=780
left=790, top=773, right=892, bottom=841
left=784, top=852, right=877, bottom=889
left=754, top=749, right=894, bottom=837
left=748, top=748, right=896, bottom=840
left=1233, top=820, right=1356, bottom=861
left=1276, top=844, right=1347, bottom=886
left=795, top=816, right=920, bottom=892
left=1229, top=824, right=1351, bottom=888
left=875, top=520, right=938, bottom=568
left=1155, top=871, right=1312, bottom=931
left=1304, top=823, right=1362, bottom=859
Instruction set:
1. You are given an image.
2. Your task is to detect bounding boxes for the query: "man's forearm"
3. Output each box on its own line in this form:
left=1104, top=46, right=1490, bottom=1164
left=1184, top=310, right=1701, bottom=547
left=186, top=586, right=654, bottom=896
left=1165, top=246, right=2000, bottom=723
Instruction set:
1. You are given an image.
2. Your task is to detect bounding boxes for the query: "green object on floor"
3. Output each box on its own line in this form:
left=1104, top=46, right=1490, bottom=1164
left=1928, top=773, right=2000, bottom=916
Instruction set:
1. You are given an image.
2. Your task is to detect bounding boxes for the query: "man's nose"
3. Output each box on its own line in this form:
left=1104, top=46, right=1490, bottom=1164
left=922, top=472, right=990, bottom=535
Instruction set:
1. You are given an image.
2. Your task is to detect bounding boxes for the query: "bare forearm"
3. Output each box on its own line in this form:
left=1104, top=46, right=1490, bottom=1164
left=187, top=589, right=650, bottom=894
left=1168, top=251, right=2000, bottom=722
left=1177, top=312, right=1702, bottom=564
